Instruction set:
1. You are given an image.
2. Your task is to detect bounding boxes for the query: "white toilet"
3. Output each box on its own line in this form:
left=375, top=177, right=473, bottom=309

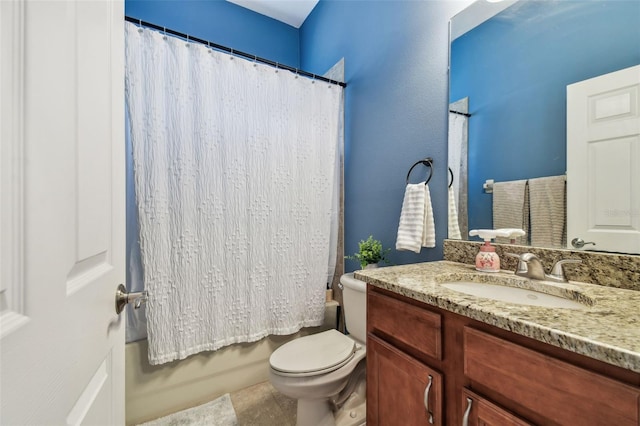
left=269, top=273, right=367, bottom=426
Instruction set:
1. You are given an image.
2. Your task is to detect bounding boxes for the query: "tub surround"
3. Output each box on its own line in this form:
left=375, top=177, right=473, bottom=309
left=126, top=304, right=338, bottom=425
left=443, top=239, right=640, bottom=291
left=355, top=260, right=640, bottom=373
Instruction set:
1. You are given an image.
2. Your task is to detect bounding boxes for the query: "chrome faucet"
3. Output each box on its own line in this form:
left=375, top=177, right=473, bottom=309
left=506, top=253, right=581, bottom=283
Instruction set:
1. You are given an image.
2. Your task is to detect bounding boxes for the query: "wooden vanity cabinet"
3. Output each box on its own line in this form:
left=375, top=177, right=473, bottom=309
left=367, top=285, right=640, bottom=426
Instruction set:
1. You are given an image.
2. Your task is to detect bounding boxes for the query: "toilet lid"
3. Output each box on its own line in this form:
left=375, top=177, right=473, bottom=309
left=270, top=329, right=356, bottom=375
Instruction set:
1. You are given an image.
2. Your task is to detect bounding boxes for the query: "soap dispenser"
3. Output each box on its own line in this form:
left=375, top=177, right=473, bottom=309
left=469, top=229, right=511, bottom=272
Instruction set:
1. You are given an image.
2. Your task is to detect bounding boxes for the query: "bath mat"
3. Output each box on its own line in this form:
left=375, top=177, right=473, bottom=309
left=139, top=393, right=238, bottom=426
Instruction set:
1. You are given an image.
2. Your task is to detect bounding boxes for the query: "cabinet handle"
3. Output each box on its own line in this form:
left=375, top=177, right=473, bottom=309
left=462, top=397, right=473, bottom=426
left=424, top=375, right=434, bottom=424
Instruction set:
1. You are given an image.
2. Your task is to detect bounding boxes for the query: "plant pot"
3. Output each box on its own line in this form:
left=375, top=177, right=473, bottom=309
left=363, top=263, right=379, bottom=270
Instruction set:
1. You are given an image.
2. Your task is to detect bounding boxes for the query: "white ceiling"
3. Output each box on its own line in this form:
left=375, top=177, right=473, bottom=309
left=450, top=0, right=516, bottom=40
left=226, top=0, right=319, bottom=28
left=228, top=0, right=512, bottom=34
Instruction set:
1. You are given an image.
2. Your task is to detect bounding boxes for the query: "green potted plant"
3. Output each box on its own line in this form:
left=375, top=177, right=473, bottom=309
left=345, top=235, right=391, bottom=270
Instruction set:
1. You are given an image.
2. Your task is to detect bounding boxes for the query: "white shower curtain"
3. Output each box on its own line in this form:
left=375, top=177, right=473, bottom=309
left=448, top=112, right=464, bottom=216
left=448, top=110, right=468, bottom=239
left=124, top=23, right=343, bottom=365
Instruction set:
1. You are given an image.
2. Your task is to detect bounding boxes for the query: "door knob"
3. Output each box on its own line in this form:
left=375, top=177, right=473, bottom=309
left=115, top=284, right=147, bottom=314
left=571, top=238, right=596, bottom=249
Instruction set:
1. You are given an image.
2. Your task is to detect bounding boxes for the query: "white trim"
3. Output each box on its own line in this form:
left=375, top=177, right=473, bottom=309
left=0, top=0, right=26, bottom=335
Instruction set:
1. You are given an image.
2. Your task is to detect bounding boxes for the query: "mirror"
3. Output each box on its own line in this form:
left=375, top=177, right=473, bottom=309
left=448, top=0, right=640, bottom=251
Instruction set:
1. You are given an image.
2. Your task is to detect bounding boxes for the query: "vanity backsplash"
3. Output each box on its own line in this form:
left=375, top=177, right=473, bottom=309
left=444, top=239, right=640, bottom=292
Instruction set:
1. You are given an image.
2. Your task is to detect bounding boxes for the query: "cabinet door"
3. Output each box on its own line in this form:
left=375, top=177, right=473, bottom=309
left=461, top=389, right=533, bottom=426
left=368, top=334, right=443, bottom=426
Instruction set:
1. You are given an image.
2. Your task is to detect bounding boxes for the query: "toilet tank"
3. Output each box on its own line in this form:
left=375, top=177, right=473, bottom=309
left=340, top=273, right=367, bottom=344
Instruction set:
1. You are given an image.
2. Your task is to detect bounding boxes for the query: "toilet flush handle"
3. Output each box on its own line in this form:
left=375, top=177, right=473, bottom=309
left=423, top=375, right=434, bottom=424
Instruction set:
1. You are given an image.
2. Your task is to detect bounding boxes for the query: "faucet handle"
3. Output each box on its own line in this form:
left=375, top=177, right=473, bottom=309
left=549, top=259, right=582, bottom=282
left=505, top=253, right=528, bottom=275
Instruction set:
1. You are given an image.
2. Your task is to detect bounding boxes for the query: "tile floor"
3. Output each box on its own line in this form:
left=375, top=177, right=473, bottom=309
left=230, top=381, right=297, bottom=426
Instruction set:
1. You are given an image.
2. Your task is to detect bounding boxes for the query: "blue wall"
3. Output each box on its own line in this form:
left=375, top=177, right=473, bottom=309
left=125, top=0, right=300, bottom=67
left=301, top=1, right=470, bottom=270
left=450, top=0, right=640, bottom=232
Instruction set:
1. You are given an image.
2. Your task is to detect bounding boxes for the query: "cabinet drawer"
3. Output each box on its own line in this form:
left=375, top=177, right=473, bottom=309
left=461, top=388, right=533, bottom=426
left=368, top=290, right=442, bottom=360
left=464, top=327, right=640, bottom=426
left=368, top=334, right=443, bottom=426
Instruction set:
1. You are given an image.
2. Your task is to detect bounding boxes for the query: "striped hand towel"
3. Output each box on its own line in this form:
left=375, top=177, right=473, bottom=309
left=396, top=183, right=436, bottom=252
left=423, top=184, right=436, bottom=248
left=493, top=179, right=529, bottom=245
left=529, top=175, right=566, bottom=247
left=448, top=186, right=462, bottom=239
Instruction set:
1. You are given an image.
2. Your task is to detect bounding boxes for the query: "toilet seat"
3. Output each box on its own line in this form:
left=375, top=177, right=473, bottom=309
left=270, top=329, right=356, bottom=377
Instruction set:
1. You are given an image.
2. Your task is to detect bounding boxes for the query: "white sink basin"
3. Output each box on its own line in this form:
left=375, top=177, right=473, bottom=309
left=441, top=281, right=586, bottom=309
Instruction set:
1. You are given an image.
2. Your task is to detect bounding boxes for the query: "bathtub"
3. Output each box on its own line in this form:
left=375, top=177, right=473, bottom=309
left=125, top=301, right=339, bottom=424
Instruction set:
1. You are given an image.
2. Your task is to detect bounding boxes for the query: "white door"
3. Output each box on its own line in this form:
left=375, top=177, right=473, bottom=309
left=1, top=0, right=125, bottom=424
left=567, top=65, right=640, bottom=254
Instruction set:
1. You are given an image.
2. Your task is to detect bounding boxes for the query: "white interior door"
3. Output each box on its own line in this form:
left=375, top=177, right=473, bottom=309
left=1, top=0, right=125, bottom=424
left=567, top=65, right=640, bottom=254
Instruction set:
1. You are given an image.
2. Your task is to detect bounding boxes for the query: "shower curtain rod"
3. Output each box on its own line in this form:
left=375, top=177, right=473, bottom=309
left=449, top=109, right=471, bottom=117
left=125, top=16, right=347, bottom=88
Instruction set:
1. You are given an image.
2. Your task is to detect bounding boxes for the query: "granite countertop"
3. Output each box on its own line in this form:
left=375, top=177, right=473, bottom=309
left=355, top=261, right=640, bottom=373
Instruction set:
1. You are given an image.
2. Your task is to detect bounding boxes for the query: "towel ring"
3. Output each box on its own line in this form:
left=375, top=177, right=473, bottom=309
left=406, top=157, right=433, bottom=185
left=448, top=167, right=454, bottom=188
